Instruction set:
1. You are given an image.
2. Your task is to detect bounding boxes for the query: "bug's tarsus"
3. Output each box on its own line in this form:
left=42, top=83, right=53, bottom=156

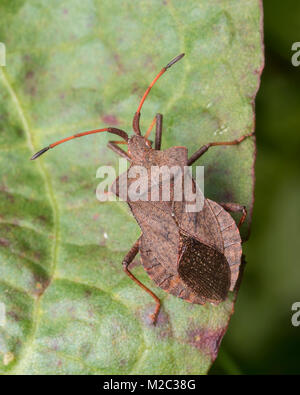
left=238, top=207, right=247, bottom=228
left=30, top=146, right=50, bottom=160
left=219, top=202, right=247, bottom=229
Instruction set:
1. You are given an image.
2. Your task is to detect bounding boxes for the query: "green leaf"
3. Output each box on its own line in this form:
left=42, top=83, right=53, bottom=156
left=0, top=0, right=263, bottom=374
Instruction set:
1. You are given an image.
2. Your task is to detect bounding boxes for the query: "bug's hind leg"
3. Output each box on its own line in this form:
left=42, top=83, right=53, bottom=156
left=107, top=141, right=131, bottom=161
left=218, top=202, right=247, bottom=228
left=187, top=132, right=254, bottom=166
left=122, top=238, right=161, bottom=325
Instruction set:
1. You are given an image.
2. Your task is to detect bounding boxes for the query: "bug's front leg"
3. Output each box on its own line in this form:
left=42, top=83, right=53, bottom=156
left=144, top=113, right=163, bottom=150
left=107, top=141, right=131, bottom=161
left=122, top=238, right=161, bottom=325
left=154, top=113, right=163, bottom=150
left=218, top=202, right=247, bottom=228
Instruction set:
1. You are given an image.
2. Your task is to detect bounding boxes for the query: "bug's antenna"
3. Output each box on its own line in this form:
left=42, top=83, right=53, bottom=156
left=30, top=127, right=128, bottom=160
left=132, top=53, right=185, bottom=136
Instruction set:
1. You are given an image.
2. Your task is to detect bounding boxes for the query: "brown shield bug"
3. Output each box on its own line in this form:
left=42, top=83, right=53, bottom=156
left=31, top=54, right=254, bottom=325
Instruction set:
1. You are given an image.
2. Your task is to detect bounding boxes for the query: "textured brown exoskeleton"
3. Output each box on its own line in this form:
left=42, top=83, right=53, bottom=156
left=31, top=54, right=253, bottom=324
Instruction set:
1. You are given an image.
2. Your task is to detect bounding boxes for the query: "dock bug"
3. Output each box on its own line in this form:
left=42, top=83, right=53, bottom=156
left=31, top=54, right=253, bottom=324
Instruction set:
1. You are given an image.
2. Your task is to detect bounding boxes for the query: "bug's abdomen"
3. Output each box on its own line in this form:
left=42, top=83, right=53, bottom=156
left=139, top=235, right=207, bottom=304
left=139, top=200, right=242, bottom=304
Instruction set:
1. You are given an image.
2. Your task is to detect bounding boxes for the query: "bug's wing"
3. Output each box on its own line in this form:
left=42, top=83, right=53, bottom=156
left=178, top=233, right=231, bottom=302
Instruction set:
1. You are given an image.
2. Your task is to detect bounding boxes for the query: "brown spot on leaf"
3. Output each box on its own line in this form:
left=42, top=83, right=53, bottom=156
left=25, top=70, right=34, bottom=80
left=113, top=53, right=125, bottom=74
left=34, top=251, right=41, bottom=261
left=98, top=239, right=106, bottom=246
left=188, top=327, right=226, bottom=361
left=0, top=237, right=10, bottom=247
left=155, top=311, right=172, bottom=339
left=131, top=82, right=139, bottom=95
left=60, top=175, right=69, bottom=183
left=23, top=55, right=32, bottom=63
left=37, top=215, right=47, bottom=223
left=87, top=307, right=94, bottom=318
left=143, top=55, right=156, bottom=72
left=204, top=164, right=214, bottom=179
left=101, top=114, right=120, bottom=126
left=15, top=126, right=24, bottom=137
left=222, top=190, right=235, bottom=202
left=32, top=273, right=50, bottom=296
left=24, top=70, right=37, bottom=96
left=0, top=187, right=15, bottom=203
left=7, top=311, right=20, bottom=321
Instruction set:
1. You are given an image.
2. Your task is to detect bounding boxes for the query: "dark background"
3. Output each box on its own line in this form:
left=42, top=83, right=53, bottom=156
left=211, top=0, right=300, bottom=374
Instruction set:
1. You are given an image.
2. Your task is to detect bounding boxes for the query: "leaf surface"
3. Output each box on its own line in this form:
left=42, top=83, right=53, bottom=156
left=0, top=0, right=263, bottom=374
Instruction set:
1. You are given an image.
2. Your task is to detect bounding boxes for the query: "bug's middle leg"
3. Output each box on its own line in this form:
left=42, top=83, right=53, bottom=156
left=218, top=202, right=247, bottom=228
left=187, top=132, right=254, bottom=166
left=122, top=238, right=161, bottom=325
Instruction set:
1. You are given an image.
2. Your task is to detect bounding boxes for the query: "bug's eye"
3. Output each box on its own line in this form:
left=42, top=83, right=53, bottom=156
left=145, top=139, right=152, bottom=148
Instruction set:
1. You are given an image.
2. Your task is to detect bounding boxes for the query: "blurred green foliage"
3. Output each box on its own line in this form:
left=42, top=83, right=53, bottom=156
left=212, top=0, right=300, bottom=374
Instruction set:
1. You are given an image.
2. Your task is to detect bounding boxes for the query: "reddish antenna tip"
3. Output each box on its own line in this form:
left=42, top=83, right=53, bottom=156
left=30, top=146, right=50, bottom=160
left=165, top=53, right=185, bottom=69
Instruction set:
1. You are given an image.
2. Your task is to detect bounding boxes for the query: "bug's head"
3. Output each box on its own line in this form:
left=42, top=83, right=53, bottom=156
left=128, top=135, right=151, bottom=160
